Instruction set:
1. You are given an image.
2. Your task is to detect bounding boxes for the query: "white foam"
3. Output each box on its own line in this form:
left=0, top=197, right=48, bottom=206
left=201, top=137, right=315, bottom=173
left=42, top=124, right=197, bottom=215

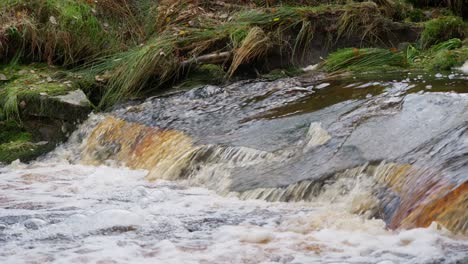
left=457, top=60, right=468, bottom=74
left=0, top=163, right=466, bottom=263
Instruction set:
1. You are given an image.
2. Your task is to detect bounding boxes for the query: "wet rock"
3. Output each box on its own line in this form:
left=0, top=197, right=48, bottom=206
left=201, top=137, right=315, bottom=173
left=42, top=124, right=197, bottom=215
left=84, top=75, right=468, bottom=234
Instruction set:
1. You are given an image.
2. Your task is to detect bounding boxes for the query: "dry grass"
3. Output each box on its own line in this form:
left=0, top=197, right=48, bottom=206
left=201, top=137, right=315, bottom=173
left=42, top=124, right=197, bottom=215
left=90, top=1, right=412, bottom=107
left=0, top=0, right=118, bottom=65
left=228, top=26, right=272, bottom=76
left=337, top=2, right=386, bottom=43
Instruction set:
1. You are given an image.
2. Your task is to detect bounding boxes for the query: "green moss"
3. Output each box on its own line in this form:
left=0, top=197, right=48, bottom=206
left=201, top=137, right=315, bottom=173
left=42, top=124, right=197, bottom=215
left=406, top=38, right=468, bottom=71
left=0, top=121, right=31, bottom=143
left=420, top=16, right=466, bottom=49
left=198, top=64, right=226, bottom=81
left=0, top=121, right=47, bottom=163
left=0, top=140, right=49, bottom=164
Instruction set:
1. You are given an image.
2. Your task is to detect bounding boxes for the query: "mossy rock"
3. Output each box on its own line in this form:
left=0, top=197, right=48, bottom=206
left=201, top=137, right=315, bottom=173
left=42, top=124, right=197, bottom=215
left=0, top=121, right=52, bottom=163
left=0, top=64, right=91, bottom=122
left=0, top=65, right=92, bottom=163
left=0, top=140, right=52, bottom=164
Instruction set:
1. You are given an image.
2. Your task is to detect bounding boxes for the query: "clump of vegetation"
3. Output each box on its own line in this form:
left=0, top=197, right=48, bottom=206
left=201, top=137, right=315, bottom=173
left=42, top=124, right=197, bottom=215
left=406, top=0, right=466, bottom=17
left=407, top=8, right=426, bottom=22
left=408, top=38, right=468, bottom=71
left=320, top=48, right=408, bottom=73
left=91, top=1, right=394, bottom=107
left=321, top=37, right=468, bottom=74
left=419, top=16, right=466, bottom=49
left=229, top=26, right=272, bottom=76
left=1, top=0, right=466, bottom=110
left=0, top=0, right=123, bottom=65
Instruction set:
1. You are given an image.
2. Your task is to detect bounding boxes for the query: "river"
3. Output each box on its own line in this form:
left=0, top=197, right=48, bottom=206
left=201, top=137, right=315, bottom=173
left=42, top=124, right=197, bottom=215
left=1, top=71, right=467, bottom=263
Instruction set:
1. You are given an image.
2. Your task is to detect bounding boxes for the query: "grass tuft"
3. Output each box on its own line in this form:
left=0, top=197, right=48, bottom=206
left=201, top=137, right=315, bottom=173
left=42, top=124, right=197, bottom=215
left=92, top=35, right=179, bottom=109
left=228, top=26, right=272, bottom=76
left=420, top=16, right=466, bottom=49
left=321, top=47, right=408, bottom=73
left=407, top=38, right=468, bottom=71
left=0, top=0, right=120, bottom=65
left=337, top=2, right=385, bottom=43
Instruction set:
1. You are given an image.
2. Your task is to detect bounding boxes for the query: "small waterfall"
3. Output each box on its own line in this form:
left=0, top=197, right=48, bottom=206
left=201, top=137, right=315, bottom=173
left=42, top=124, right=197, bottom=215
left=80, top=116, right=282, bottom=183
left=75, top=114, right=467, bottom=235
left=39, top=77, right=466, bottom=238
left=2, top=76, right=467, bottom=263
left=81, top=116, right=196, bottom=180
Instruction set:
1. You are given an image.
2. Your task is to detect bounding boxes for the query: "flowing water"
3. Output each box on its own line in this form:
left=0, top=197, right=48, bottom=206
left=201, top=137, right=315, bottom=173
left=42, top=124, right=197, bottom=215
left=1, top=71, right=467, bottom=263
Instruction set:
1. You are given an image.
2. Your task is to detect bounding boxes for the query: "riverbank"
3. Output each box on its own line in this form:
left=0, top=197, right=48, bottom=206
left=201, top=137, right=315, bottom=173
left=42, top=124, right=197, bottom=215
left=0, top=0, right=467, bottom=162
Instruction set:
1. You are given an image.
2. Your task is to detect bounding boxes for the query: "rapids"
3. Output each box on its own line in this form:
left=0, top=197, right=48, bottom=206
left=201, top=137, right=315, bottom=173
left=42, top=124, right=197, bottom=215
left=1, top=71, right=467, bottom=263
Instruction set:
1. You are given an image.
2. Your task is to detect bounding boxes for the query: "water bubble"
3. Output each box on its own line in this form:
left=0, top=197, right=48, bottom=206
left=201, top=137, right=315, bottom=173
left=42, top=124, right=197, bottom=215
left=132, top=186, right=149, bottom=198
left=22, top=218, right=47, bottom=230
left=92, top=209, right=144, bottom=230
left=67, top=213, right=88, bottom=223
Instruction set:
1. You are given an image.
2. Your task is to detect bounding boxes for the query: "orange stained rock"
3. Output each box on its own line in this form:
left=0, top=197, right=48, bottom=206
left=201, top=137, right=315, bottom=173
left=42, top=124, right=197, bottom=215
left=372, top=163, right=467, bottom=235
left=399, top=182, right=467, bottom=235
left=82, top=116, right=196, bottom=181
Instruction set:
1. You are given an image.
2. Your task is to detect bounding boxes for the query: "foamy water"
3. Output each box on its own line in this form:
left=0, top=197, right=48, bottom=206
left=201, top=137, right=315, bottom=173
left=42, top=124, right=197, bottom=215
left=1, top=161, right=467, bottom=264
